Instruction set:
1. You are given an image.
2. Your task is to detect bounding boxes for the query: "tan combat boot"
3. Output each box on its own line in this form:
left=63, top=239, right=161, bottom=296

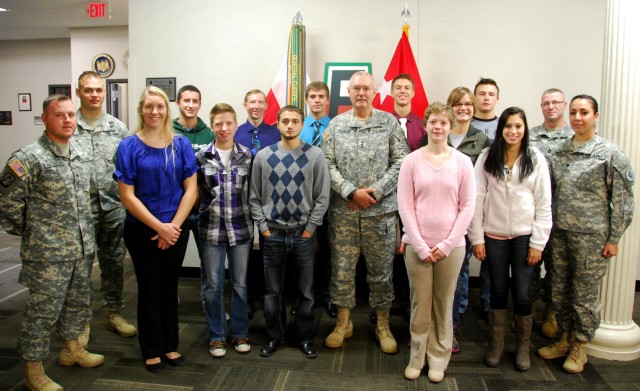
left=24, top=361, right=63, bottom=391
left=538, top=331, right=572, bottom=359
left=374, top=308, right=397, bottom=354
left=541, top=304, right=558, bottom=339
left=106, top=311, right=137, bottom=337
left=325, top=307, right=353, bottom=348
left=78, top=323, right=90, bottom=349
left=58, top=339, right=105, bottom=368
left=563, top=340, right=588, bottom=373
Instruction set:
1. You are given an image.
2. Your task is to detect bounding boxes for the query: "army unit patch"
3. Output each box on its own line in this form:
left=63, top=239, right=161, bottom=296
left=626, top=169, right=634, bottom=182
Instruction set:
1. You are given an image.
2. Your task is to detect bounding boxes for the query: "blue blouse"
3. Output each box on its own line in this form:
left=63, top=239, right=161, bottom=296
left=114, top=134, right=198, bottom=223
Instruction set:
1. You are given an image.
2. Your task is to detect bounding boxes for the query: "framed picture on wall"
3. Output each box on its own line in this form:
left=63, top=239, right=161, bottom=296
left=18, top=93, right=31, bottom=111
left=48, top=84, right=72, bottom=98
left=146, top=77, right=177, bottom=101
left=324, top=62, right=372, bottom=118
left=0, top=111, right=12, bottom=125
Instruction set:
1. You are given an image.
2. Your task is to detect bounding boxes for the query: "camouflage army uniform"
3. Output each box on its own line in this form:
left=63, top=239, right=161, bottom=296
left=75, top=111, right=128, bottom=312
left=0, top=133, right=95, bottom=360
left=528, top=123, right=573, bottom=304
left=548, top=135, right=634, bottom=342
left=322, top=108, right=409, bottom=310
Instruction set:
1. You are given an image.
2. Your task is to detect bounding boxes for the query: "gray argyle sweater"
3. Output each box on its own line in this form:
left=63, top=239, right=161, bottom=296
left=249, top=141, right=330, bottom=234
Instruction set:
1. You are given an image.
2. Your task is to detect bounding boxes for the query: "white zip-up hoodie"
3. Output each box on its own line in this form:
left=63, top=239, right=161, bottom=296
left=468, top=147, right=552, bottom=251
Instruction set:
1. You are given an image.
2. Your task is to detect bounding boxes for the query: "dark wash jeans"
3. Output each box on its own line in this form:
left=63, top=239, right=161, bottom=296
left=485, top=234, right=533, bottom=316
left=262, top=227, right=316, bottom=344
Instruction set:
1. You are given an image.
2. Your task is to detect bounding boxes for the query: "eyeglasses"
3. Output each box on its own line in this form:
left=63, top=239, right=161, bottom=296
left=350, top=86, right=372, bottom=93
left=541, top=100, right=565, bottom=108
left=452, top=102, right=474, bottom=109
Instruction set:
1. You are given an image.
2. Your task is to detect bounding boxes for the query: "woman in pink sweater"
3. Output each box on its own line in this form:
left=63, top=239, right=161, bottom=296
left=398, top=102, right=475, bottom=383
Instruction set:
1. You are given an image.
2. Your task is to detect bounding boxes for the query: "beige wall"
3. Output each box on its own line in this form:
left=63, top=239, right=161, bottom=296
left=0, top=39, right=71, bottom=164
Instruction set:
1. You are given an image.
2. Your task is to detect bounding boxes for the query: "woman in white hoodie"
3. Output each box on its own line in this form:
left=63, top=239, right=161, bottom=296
left=469, top=107, right=552, bottom=372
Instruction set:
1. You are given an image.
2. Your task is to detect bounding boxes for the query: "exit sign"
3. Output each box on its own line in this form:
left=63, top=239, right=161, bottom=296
left=87, top=3, right=107, bottom=19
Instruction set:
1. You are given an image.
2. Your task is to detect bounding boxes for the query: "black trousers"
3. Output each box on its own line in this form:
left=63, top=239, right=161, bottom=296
left=124, top=220, right=189, bottom=359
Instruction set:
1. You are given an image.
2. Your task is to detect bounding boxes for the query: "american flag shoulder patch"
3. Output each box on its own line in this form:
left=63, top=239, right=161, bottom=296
left=8, top=159, right=27, bottom=178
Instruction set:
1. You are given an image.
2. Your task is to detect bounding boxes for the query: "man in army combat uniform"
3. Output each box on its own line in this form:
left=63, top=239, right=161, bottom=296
left=322, top=71, right=409, bottom=354
left=0, top=95, right=104, bottom=391
left=74, top=71, right=136, bottom=342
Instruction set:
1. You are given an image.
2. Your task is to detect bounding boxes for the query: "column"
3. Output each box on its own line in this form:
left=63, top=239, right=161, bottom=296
left=587, top=0, right=640, bottom=360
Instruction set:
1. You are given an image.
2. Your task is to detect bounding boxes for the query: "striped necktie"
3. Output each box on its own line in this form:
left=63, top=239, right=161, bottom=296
left=312, top=121, right=322, bottom=146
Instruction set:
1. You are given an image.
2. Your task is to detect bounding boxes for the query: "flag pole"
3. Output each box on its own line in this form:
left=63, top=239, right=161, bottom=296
left=401, top=3, right=411, bottom=37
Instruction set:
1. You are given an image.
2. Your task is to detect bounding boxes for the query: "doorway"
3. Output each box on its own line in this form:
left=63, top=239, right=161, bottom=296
left=106, top=79, right=129, bottom=127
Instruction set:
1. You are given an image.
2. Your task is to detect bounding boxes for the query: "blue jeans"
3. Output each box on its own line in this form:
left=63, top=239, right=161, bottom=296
left=202, top=239, right=251, bottom=342
left=485, top=235, right=533, bottom=316
left=479, top=259, right=491, bottom=312
left=452, top=235, right=472, bottom=329
left=263, top=228, right=316, bottom=343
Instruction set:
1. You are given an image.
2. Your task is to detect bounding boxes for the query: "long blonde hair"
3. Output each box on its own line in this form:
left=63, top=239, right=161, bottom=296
left=135, top=86, right=176, bottom=171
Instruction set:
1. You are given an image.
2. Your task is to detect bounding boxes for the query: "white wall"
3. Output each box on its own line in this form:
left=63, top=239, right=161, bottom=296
left=0, top=39, right=71, bottom=164
left=129, top=0, right=608, bottom=273
left=129, top=0, right=605, bottom=128
left=70, top=26, right=130, bottom=124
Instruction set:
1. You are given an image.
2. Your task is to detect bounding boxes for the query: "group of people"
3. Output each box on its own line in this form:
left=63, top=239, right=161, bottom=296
left=0, top=69, right=634, bottom=390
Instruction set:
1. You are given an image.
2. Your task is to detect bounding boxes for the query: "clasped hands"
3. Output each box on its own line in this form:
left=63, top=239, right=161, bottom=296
left=152, top=222, right=182, bottom=250
left=346, top=188, right=377, bottom=211
left=422, top=246, right=446, bottom=263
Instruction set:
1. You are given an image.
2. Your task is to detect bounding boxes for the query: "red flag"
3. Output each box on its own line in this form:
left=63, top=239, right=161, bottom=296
left=372, top=29, right=428, bottom=118
left=264, top=56, right=287, bottom=126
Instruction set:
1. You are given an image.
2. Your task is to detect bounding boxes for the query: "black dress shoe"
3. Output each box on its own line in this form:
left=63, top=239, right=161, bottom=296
left=162, top=354, right=185, bottom=367
left=299, top=341, right=318, bottom=359
left=260, top=339, right=281, bottom=357
left=290, top=307, right=297, bottom=316
left=145, top=361, right=163, bottom=372
left=326, top=302, right=338, bottom=318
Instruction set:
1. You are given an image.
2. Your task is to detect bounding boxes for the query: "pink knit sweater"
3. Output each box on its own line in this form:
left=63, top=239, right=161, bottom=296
left=397, top=148, right=476, bottom=261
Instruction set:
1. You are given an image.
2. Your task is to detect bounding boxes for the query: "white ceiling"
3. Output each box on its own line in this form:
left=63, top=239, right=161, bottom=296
left=0, top=0, right=128, bottom=41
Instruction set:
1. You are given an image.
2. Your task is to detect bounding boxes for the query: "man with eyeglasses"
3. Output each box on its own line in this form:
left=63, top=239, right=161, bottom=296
left=529, top=88, right=573, bottom=340
left=235, top=89, right=280, bottom=156
left=323, top=71, right=409, bottom=354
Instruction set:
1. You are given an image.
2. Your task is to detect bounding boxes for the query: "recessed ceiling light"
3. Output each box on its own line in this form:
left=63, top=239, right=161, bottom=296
left=0, top=8, right=10, bottom=12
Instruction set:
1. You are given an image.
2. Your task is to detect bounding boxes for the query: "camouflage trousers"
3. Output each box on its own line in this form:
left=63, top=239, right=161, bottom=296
left=93, top=206, right=126, bottom=312
left=328, top=210, right=396, bottom=310
left=549, top=228, right=609, bottom=342
left=18, top=257, right=92, bottom=361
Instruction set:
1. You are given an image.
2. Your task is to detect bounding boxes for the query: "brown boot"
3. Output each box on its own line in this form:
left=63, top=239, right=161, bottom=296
left=541, top=304, right=558, bottom=339
left=58, top=339, right=105, bottom=368
left=538, top=331, right=572, bottom=359
left=514, top=314, right=532, bottom=371
left=375, top=308, right=397, bottom=354
left=24, top=361, right=63, bottom=391
left=563, top=340, right=588, bottom=373
left=484, top=309, right=507, bottom=367
left=78, top=323, right=90, bottom=349
left=325, top=307, right=353, bottom=348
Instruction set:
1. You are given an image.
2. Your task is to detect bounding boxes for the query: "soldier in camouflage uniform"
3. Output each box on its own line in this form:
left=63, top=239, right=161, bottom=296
left=74, top=71, right=136, bottom=341
left=0, top=95, right=105, bottom=391
left=528, top=88, right=574, bottom=339
left=538, top=95, right=634, bottom=374
left=322, top=71, right=409, bottom=354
